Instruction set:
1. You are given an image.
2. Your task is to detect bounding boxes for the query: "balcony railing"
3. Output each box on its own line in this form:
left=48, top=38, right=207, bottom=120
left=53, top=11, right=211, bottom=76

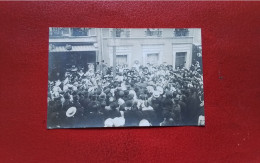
left=145, top=29, right=162, bottom=37
left=49, top=28, right=95, bottom=37
left=174, top=29, right=189, bottom=37
left=111, top=29, right=130, bottom=38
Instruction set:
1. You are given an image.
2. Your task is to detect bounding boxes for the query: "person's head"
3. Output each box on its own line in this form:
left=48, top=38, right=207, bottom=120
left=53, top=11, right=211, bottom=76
left=153, top=91, right=160, bottom=99
left=99, top=93, right=106, bottom=101
left=64, top=93, right=70, bottom=100
left=125, top=100, right=133, bottom=110
left=127, top=93, right=134, bottom=100
left=109, top=96, right=115, bottom=103
left=124, top=90, right=129, bottom=97
left=73, top=95, right=79, bottom=101
left=110, top=102, right=119, bottom=110
left=92, top=103, right=99, bottom=112
left=100, top=100, right=107, bottom=108
left=162, top=111, right=173, bottom=119
left=118, top=98, right=125, bottom=106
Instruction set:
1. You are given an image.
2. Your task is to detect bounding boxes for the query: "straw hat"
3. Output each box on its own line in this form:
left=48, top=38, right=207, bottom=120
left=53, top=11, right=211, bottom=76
left=156, top=86, right=164, bottom=95
left=139, top=119, right=150, bottom=126
left=104, top=118, right=114, bottom=127
left=113, top=117, right=125, bottom=127
left=66, top=107, right=77, bottom=117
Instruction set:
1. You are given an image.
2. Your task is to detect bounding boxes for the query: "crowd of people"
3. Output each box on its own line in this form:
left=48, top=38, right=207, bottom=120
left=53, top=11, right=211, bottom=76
left=47, top=61, right=205, bottom=128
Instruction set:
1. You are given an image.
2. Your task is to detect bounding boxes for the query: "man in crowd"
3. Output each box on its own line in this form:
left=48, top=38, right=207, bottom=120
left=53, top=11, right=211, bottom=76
left=47, top=62, right=204, bottom=128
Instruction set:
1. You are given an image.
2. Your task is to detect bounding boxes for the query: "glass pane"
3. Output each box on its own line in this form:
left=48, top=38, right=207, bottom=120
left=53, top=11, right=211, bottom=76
left=62, top=28, right=70, bottom=34
left=72, top=28, right=88, bottom=36
left=147, top=53, right=159, bottom=65
left=116, top=55, right=127, bottom=66
left=175, top=52, right=186, bottom=69
left=174, top=29, right=189, bottom=37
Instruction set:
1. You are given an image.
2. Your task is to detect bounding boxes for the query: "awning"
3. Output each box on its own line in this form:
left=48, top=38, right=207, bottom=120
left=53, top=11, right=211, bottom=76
left=49, top=45, right=97, bottom=52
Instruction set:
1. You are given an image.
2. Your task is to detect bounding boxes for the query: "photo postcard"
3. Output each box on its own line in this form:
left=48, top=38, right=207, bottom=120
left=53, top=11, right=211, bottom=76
left=47, top=28, right=204, bottom=128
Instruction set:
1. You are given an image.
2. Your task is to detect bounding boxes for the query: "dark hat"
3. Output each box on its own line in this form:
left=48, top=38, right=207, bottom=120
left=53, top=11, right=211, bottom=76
left=104, top=88, right=111, bottom=94
left=110, top=102, right=119, bottom=110
left=73, top=95, right=79, bottom=101
left=99, top=93, right=106, bottom=100
left=125, top=100, right=133, bottom=107
left=139, top=94, right=145, bottom=100
left=100, top=101, right=107, bottom=107
left=64, top=93, right=70, bottom=99
left=95, top=89, right=102, bottom=95
left=118, top=91, right=124, bottom=97
left=127, top=94, right=134, bottom=100
left=124, top=90, right=129, bottom=96
left=165, top=91, right=173, bottom=98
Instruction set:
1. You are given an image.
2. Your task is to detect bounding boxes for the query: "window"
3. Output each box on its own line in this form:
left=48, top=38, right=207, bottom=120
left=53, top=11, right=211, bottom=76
left=116, top=55, right=127, bottom=66
left=115, top=29, right=121, bottom=37
left=175, top=52, right=186, bottom=69
left=145, top=29, right=162, bottom=37
left=174, top=29, right=189, bottom=37
left=49, top=28, right=71, bottom=37
left=89, top=28, right=96, bottom=36
left=147, top=53, right=159, bottom=65
left=71, top=28, right=89, bottom=36
left=111, top=29, right=130, bottom=38
left=62, top=28, right=70, bottom=36
left=49, top=28, right=63, bottom=36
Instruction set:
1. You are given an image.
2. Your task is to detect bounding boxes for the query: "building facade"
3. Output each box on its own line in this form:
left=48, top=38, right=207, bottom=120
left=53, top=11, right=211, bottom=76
left=101, top=28, right=201, bottom=69
left=48, top=28, right=201, bottom=73
left=48, top=28, right=100, bottom=72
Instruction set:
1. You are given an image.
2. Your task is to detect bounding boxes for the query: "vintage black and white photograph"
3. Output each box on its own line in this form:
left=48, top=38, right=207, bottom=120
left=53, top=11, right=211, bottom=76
left=47, top=28, right=204, bottom=128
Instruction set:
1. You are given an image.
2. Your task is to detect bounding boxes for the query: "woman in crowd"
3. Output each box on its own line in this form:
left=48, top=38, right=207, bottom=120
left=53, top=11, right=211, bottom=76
left=47, top=63, right=204, bottom=128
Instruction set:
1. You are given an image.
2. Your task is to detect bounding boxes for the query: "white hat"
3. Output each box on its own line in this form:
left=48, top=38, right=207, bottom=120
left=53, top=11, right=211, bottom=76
left=118, top=98, right=125, bottom=106
left=72, top=86, right=77, bottom=91
left=113, top=117, right=125, bottom=127
left=104, top=118, right=114, bottom=127
left=198, top=115, right=205, bottom=126
left=146, top=86, right=154, bottom=93
left=63, top=85, right=69, bottom=92
left=129, top=90, right=136, bottom=96
left=55, top=80, right=61, bottom=86
left=139, top=119, right=150, bottom=126
left=156, top=86, right=164, bottom=95
left=66, top=107, right=77, bottom=117
left=142, top=106, right=153, bottom=111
